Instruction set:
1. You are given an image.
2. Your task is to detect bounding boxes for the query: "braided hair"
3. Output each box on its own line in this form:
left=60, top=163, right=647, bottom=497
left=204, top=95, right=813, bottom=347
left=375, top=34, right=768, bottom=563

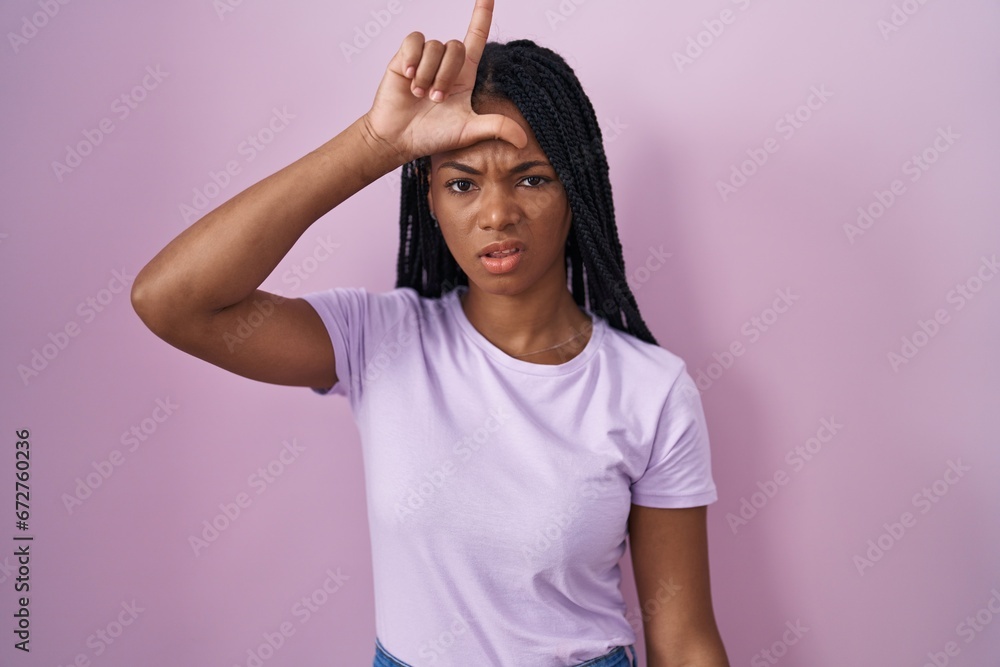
left=395, top=38, right=657, bottom=346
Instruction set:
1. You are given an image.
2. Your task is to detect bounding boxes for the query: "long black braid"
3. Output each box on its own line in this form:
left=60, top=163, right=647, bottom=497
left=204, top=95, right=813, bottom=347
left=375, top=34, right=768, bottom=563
left=394, top=39, right=657, bottom=346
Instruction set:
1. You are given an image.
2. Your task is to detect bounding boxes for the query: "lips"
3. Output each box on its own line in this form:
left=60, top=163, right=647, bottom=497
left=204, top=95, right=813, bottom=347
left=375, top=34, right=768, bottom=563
left=478, top=240, right=525, bottom=258
left=479, top=246, right=523, bottom=274
left=485, top=248, right=521, bottom=258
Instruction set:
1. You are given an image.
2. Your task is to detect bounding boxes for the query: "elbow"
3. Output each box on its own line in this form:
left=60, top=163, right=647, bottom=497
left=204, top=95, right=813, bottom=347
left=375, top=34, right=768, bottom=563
left=130, top=273, right=175, bottom=336
left=130, top=278, right=159, bottom=332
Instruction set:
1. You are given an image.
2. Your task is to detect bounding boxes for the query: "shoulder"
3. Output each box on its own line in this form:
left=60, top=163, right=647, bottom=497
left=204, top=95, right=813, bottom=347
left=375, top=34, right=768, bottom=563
left=301, top=285, right=429, bottom=314
left=599, top=322, right=690, bottom=389
left=298, top=285, right=446, bottom=343
left=370, top=285, right=445, bottom=311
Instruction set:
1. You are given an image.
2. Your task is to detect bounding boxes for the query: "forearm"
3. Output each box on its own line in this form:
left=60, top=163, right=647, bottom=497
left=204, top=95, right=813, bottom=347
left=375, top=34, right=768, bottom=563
left=132, top=114, right=403, bottom=322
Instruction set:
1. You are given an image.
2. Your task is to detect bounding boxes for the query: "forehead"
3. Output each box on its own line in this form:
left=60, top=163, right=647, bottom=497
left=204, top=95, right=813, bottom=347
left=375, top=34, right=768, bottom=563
left=430, top=97, right=549, bottom=169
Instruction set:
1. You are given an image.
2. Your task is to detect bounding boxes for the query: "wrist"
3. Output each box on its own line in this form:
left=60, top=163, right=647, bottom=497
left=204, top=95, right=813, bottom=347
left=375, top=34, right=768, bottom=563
left=308, top=116, right=409, bottom=190
left=357, top=113, right=411, bottom=172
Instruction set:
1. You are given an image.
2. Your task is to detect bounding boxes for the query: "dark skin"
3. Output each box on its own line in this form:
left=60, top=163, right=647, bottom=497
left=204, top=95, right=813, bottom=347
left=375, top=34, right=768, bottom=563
left=427, top=95, right=594, bottom=365
left=628, top=505, right=730, bottom=666
left=131, top=0, right=728, bottom=662
left=421, top=33, right=728, bottom=667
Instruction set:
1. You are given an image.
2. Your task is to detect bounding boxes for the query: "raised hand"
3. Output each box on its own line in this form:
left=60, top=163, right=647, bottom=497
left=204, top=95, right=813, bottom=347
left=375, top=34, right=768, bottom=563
left=361, top=0, right=529, bottom=164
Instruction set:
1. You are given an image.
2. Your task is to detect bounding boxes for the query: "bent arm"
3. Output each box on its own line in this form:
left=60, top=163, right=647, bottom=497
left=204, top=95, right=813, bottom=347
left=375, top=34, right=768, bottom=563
left=132, top=115, right=400, bottom=325
left=130, top=115, right=404, bottom=389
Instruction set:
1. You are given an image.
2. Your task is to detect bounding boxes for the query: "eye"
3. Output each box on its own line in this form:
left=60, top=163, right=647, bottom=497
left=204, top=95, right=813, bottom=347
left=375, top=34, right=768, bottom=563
left=520, top=176, right=549, bottom=187
left=445, top=179, right=475, bottom=194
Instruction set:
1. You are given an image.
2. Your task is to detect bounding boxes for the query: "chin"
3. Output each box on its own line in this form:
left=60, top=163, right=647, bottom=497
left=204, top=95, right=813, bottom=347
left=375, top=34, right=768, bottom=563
left=465, top=274, right=529, bottom=295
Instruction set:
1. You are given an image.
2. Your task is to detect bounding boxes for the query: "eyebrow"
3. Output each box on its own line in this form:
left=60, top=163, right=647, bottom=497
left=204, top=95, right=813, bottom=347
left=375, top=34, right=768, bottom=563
left=437, top=160, right=552, bottom=176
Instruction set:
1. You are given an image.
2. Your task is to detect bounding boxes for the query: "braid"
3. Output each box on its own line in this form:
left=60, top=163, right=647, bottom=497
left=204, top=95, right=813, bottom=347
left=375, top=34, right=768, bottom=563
left=394, top=39, right=657, bottom=346
left=397, top=156, right=467, bottom=296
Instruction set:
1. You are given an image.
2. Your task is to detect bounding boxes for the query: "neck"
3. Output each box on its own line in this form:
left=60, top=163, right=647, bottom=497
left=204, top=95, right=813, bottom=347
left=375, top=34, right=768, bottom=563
left=459, top=278, right=593, bottom=365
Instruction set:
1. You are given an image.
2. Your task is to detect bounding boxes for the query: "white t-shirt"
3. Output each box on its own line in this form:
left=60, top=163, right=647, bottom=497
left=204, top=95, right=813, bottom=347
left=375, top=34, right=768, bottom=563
left=300, top=283, right=718, bottom=666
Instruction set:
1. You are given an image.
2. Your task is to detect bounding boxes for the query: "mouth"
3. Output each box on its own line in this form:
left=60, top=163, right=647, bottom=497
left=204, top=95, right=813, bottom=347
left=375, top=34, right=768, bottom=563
left=478, top=240, right=526, bottom=258
left=482, top=248, right=522, bottom=259
left=479, top=247, right=524, bottom=274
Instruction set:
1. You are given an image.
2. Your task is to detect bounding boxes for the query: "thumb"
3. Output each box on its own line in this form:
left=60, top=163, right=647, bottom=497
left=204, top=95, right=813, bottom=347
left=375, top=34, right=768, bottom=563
left=461, top=112, right=530, bottom=150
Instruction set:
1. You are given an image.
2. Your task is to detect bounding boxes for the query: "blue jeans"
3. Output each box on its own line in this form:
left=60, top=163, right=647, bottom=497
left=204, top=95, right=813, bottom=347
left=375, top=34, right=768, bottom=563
left=373, top=635, right=638, bottom=666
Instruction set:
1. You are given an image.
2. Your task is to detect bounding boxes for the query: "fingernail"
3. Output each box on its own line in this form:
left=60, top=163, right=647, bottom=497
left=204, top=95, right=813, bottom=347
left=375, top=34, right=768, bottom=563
left=412, top=86, right=425, bottom=97
left=405, top=66, right=415, bottom=78
left=430, top=90, right=443, bottom=102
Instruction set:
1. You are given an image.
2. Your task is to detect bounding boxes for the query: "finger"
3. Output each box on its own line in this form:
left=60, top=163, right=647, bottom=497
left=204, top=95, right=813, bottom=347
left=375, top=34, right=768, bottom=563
left=462, top=112, right=529, bottom=150
left=391, top=31, right=425, bottom=79
left=463, top=0, right=494, bottom=70
left=427, top=40, right=466, bottom=102
left=411, top=39, right=446, bottom=98
left=400, top=32, right=424, bottom=79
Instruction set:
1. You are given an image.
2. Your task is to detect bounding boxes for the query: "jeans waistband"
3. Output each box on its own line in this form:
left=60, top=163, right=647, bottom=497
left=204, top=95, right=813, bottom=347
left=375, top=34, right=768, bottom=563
left=373, top=636, right=637, bottom=667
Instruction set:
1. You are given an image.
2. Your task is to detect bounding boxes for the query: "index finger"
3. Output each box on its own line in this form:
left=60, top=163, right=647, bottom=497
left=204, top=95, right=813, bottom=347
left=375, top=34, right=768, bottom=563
left=463, top=0, right=493, bottom=68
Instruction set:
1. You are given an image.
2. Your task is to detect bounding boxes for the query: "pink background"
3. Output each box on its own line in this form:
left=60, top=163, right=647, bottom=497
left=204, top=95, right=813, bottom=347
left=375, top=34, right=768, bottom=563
left=3, top=0, right=999, bottom=665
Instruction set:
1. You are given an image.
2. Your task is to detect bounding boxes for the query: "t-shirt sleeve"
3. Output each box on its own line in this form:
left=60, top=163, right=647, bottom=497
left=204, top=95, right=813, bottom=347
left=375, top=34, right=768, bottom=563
left=630, top=366, right=718, bottom=508
left=298, top=286, right=414, bottom=408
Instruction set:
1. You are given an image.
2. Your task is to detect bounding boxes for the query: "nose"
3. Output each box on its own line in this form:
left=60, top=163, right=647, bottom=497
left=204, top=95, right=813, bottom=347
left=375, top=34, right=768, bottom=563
left=476, top=182, right=521, bottom=231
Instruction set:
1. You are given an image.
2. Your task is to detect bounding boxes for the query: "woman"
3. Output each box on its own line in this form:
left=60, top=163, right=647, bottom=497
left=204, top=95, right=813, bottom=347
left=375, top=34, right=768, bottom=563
left=131, top=1, right=729, bottom=665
